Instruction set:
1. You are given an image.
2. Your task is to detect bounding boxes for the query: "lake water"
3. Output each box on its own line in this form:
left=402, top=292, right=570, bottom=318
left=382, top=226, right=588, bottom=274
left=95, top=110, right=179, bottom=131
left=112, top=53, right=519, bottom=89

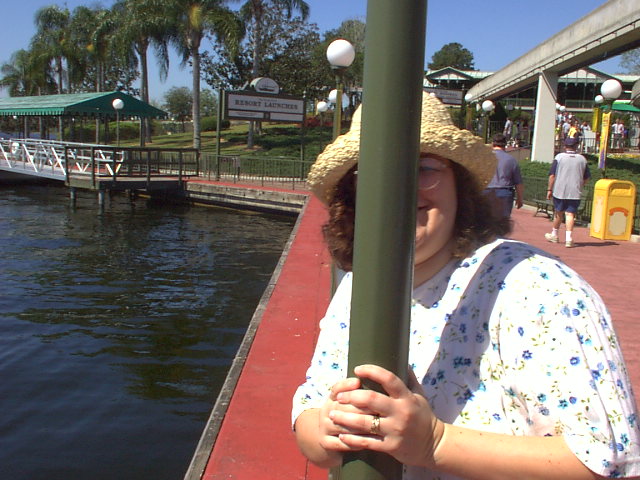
left=0, top=184, right=295, bottom=479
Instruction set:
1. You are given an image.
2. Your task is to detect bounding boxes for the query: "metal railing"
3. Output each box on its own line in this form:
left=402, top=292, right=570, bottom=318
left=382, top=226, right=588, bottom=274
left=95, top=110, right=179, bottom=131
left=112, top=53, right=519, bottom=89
left=198, top=153, right=313, bottom=191
left=0, top=138, right=199, bottom=187
left=63, top=145, right=199, bottom=187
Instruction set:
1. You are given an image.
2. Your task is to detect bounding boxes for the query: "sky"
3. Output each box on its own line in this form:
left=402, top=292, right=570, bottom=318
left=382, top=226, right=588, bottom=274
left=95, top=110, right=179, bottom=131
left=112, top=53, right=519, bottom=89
left=0, top=0, right=624, bottom=103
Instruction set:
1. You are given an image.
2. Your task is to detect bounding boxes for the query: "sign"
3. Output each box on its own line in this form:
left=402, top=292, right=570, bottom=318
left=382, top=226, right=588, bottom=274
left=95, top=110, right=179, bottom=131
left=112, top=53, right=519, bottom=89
left=599, top=111, right=611, bottom=169
left=250, top=77, right=280, bottom=95
left=424, top=87, right=463, bottom=105
left=225, top=91, right=304, bottom=123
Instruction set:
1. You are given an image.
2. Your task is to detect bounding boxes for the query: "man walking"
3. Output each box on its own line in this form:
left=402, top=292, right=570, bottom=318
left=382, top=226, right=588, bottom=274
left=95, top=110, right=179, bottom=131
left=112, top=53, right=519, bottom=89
left=612, top=118, right=625, bottom=150
left=545, top=136, right=591, bottom=247
left=484, top=133, right=524, bottom=219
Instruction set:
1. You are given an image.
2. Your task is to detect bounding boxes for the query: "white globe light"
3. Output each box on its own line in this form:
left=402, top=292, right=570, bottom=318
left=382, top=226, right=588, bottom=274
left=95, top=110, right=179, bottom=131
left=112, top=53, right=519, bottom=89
left=317, top=101, right=329, bottom=113
left=464, top=93, right=473, bottom=102
left=601, top=79, right=622, bottom=100
left=559, top=105, right=566, bottom=112
left=555, top=102, right=561, bottom=110
left=328, top=89, right=338, bottom=104
left=481, top=100, right=494, bottom=112
left=594, top=94, right=604, bottom=104
left=326, top=39, right=356, bottom=68
left=112, top=98, right=124, bottom=110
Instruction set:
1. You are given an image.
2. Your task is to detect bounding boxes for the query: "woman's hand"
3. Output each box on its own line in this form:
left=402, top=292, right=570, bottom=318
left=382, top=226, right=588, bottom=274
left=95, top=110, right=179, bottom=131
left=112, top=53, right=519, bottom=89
left=316, top=376, right=374, bottom=452
left=329, top=364, right=445, bottom=468
left=294, top=375, right=377, bottom=468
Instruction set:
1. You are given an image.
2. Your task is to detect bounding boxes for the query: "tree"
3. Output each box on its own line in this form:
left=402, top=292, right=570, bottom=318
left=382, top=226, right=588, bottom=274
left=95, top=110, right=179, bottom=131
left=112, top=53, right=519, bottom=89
left=33, top=4, right=72, bottom=138
left=237, top=0, right=309, bottom=147
left=200, top=88, right=217, bottom=116
left=165, top=0, right=243, bottom=150
left=0, top=48, right=54, bottom=97
left=201, top=6, right=323, bottom=96
left=428, top=42, right=475, bottom=70
left=65, top=6, right=138, bottom=92
left=620, top=48, right=640, bottom=75
left=164, top=86, right=193, bottom=130
left=113, top=0, right=171, bottom=144
left=260, top=16, right=322, bottom=96
left=237, top=0, right=309, bottom=79
left=33, top=5, right=71, bottom=95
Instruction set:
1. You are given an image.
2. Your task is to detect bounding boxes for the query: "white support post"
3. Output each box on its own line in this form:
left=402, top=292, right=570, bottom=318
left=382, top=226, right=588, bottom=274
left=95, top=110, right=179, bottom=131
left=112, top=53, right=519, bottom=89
left=531, top=71, right=559, bottom=164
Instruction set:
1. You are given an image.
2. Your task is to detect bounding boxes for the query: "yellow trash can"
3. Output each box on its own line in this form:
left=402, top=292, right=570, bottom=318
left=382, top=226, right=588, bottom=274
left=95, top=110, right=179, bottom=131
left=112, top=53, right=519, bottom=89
left=590, top=179, right=636, bottom=240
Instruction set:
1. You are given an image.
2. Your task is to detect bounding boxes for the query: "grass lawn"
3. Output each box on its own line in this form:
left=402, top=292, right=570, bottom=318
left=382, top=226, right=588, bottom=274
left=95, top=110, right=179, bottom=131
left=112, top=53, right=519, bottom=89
left=118, top=122, right=336, bottom=161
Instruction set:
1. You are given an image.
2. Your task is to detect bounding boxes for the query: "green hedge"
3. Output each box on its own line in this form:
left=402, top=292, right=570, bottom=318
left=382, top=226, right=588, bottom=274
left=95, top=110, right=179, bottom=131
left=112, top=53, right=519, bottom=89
left=519, top=153, right=640, bottom=190
left=201, top=116, right=230, bottom=131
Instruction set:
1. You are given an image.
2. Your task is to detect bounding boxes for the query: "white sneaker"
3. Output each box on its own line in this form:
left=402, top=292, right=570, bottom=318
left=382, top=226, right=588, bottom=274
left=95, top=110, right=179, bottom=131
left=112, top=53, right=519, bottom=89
left=565, top=240, right=574, bottom=248
left=545, top=233, right=559, bottom=243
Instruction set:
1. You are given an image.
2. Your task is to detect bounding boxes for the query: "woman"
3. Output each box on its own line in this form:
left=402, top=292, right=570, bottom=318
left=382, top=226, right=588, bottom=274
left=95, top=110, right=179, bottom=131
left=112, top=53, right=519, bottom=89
left=292, top=94, right=640, bottom=479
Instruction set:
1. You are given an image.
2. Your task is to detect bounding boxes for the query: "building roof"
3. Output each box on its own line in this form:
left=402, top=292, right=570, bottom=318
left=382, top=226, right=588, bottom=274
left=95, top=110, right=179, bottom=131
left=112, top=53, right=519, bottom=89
left=0, top=91, right=167, bottom=118
left=612, top=100, right=640, bottom=113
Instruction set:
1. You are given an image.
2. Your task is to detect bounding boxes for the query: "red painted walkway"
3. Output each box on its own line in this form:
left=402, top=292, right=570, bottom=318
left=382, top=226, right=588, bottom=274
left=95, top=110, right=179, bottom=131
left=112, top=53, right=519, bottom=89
left=200, top=189, right=639, bottom=480
left=201, top=193, right=330, bottom=480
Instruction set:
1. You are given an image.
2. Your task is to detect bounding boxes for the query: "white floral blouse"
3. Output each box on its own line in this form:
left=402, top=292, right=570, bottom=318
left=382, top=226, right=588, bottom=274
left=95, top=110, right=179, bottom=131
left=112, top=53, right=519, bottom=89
left=292, top=239, right=640, bottom=479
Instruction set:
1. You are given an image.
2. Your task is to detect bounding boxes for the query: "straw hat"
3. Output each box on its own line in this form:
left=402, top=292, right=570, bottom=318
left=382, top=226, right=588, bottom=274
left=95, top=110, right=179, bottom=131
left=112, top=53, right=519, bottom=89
left=307, top=93, right=497, bottom=205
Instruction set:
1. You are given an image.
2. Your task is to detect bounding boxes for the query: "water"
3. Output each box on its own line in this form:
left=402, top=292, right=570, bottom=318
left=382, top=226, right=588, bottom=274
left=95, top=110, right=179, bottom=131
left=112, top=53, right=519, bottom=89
left=0, top=184, right=295, bottom=480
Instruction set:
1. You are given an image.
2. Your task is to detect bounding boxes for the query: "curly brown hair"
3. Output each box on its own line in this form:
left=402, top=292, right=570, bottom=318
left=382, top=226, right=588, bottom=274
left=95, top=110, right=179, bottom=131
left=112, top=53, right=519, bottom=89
left=322, top=162, right=511, bottom=272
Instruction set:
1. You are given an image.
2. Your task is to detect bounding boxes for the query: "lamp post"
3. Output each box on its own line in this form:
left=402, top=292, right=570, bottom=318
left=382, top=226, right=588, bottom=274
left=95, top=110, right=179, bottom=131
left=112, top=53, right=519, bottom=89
left=597, top=78, right=622, bottom=173
left=481, top=99, right=494, bottom=143
left=316, top=100, right=329, bottom=127
left=112, top=98, right=124, bottom=147
left=326, top=39, right=355, bottom=140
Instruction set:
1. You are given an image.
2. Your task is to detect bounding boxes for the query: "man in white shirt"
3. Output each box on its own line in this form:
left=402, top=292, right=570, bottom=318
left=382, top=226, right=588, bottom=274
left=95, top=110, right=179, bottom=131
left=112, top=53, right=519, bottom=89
left=612, top=119, right=625, bottom=150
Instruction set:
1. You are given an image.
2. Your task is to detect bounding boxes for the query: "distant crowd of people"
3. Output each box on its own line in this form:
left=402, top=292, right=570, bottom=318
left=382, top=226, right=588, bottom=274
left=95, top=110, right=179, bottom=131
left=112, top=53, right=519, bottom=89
left=554, top=111, right=631, bottom=152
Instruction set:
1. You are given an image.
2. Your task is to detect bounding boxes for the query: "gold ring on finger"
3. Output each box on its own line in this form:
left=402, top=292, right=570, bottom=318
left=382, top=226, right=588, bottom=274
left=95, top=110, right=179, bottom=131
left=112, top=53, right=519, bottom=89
left=370, top=415, right=381, bottom=435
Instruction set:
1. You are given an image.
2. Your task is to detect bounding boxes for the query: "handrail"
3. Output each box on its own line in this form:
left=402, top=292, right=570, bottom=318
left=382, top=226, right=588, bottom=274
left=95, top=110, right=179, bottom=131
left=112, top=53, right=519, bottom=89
left=199, top=152, right=312, bottom=191
left=0, top=139, right=199, bottom=187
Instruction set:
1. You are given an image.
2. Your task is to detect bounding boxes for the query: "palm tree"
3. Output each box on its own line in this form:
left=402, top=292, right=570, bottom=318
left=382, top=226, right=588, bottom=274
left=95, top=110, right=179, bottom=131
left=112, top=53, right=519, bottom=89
left=33, top=5, right=71, bottom=95
left=165, top=0, right=243, bottom=150
left=0, top=48, right=55, bottom=137
left=236, top=0, right=309, bottom=147
left=113, top=0, right=171, bottom=145
left=0, top=49, right=49, bottom=96
left=238, top=0, right=309, bottom=79
left=33, top=5, right=71, bottom=138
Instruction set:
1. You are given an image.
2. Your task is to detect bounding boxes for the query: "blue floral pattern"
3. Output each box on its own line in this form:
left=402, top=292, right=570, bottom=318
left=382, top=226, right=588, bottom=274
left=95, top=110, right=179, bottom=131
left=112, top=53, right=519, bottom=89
left=292, top=239, right=640, bottom=479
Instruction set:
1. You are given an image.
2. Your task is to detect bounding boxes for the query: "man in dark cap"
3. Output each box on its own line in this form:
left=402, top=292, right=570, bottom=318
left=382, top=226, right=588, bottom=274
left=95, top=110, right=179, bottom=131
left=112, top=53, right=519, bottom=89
left=544, top=136, right=591, bottom=247
left=484, top=133, right=524, bottom=220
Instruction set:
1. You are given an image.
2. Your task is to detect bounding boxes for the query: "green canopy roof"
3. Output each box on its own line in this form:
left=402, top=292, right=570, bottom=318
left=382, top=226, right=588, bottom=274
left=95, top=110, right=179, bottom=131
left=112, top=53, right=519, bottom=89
left=612, top=100, right=640, bottom=113
left=0, top=91, right=167, bottom=118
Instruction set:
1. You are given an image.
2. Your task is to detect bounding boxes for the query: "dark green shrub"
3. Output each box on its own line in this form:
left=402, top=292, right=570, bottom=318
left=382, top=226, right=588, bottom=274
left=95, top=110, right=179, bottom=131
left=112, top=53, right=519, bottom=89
left=201, top=116, right=229, bottom=131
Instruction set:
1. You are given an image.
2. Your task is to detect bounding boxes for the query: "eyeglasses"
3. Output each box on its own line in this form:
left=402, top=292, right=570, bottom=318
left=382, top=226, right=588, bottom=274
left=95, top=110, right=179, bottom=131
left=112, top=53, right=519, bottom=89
left=418, top=157, right=448, bottom=191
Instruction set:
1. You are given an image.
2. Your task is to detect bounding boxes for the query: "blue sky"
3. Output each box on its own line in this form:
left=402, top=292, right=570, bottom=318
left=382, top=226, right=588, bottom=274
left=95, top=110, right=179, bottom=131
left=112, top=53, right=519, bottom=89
left=1, top=0, right=622, bottom=103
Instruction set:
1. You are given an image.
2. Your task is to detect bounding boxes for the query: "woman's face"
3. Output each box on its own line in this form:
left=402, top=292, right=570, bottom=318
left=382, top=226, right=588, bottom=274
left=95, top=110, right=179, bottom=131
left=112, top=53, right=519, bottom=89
left=414, top=155, right=457, bottom=280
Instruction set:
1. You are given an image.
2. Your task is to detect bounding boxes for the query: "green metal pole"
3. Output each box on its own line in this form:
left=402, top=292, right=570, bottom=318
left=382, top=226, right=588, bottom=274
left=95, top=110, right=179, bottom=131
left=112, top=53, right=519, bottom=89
left=342, top=1, right=427, bottom=479
left=333, top=73, right=343, bottom=140
left=301, top=90, right=307, bottom=173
